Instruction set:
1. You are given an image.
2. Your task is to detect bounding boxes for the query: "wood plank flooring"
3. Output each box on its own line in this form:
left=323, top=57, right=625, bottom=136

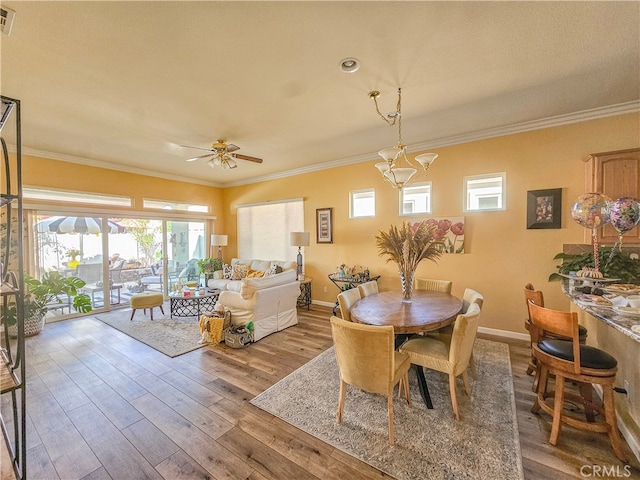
left=1, top=304, right=639, bottom=480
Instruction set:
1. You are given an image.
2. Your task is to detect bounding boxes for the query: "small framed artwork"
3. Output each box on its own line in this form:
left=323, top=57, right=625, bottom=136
left=527, top=188, right=562, bottom=229
left=316, top=207, right=333, bottom=243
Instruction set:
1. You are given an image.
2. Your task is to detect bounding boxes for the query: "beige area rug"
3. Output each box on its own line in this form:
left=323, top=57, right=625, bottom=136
left=95, top=303, right=205, bottom=357
left=251, top=338, right=523, bottom=480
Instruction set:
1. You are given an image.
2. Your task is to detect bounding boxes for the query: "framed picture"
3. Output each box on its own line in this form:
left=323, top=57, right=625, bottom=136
left=527, top=188, right=562, bottom=229
left=316, top=207, right=333, bottom=243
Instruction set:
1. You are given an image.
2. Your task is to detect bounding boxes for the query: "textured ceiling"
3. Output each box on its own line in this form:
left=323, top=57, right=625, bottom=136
left=1, top=1, right=639, bottom=187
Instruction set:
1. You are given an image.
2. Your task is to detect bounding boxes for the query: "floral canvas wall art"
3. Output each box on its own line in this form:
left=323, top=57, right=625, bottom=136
left=425, top=217, right=465, bottom=254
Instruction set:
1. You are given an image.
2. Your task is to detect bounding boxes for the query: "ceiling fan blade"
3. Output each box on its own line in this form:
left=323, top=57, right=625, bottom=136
left=234, top=153, right=264, bottom=164
left=225, top=143, right=240, bottom=153
left=186, top=153, right=214, bottom=162
left=180, top=145, right=216, bottom=152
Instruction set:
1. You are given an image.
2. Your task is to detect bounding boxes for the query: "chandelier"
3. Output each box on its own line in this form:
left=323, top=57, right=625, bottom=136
left=369, top=88, right=438, bottom=189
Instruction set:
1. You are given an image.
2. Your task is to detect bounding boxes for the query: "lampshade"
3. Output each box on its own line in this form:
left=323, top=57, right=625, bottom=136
left=383, top=167, right=416, bottom=188
left=415, top=153, right=438, bottom=168
left=211, top=234, right=228, bottom=247
left=378, top=147, right=402, bottom=163
left=290, top=232, right=310, bottom=247
left=375, top=162, right=391, bottom=174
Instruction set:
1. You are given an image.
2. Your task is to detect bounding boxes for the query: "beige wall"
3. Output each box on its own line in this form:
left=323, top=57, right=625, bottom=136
left=22, top=113, right=640, bottom=335
left=22, top=155, right=226, bottom=233
left=222, top=113, right=640, bottom=335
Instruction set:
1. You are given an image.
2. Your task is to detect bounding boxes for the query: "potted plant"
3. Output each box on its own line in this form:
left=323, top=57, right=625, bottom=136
left=197, top=257, right=223, bottom=284
left=1, top=272, right=93, bottom=336
left=549, top=247, right=640, bottom=284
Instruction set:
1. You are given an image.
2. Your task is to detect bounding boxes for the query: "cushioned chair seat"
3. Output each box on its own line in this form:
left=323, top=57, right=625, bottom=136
left=539, top=339, right=618, bottom=370
left=130, top=291, right=164, bottom=309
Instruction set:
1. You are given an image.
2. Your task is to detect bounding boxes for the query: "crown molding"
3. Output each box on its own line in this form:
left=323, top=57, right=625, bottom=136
left=226, top=100, right=640, bottom=187
left=11, top=100, right=640, bottom=189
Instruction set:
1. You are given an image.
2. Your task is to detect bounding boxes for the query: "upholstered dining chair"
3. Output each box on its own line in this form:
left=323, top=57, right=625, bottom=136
left=399, top=303, right=482, bottom=420
left=330, top=316, right=411, bottom=444
left=429, top=288, right=483, bottom=380
left=357, top=280, right=378, bottom=298
left=527, top=300, right=627, bottom=462
left=414, top=278, right=453, bottom=294
left=337, top=287, right=361, bottom=321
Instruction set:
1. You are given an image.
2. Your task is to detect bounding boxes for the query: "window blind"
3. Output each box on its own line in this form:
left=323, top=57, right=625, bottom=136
left=237, top=198, right=304, bottom=261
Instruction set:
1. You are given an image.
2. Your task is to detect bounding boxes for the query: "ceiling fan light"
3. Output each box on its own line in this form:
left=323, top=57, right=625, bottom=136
left=415, top=153, right=438, bottom=167
left=378, top=147, right=402, bottom=162
left=213, top=157, right=222, bottom=166
left=207, top=159, right=216, bottom=168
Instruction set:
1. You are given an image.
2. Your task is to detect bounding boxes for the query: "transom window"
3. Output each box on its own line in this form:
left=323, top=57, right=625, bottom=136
left=400, top=182, right=431, bottom=215
left=350, top=189, right=375, bottom=218
left=464, top=173, right=506, bottom=211
left=143, top=198, right=209, bottom=213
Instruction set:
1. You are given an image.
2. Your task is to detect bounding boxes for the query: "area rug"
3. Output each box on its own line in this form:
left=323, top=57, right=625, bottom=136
left=95, top=304, right=205, bottom=357
left=251, top=338, right=523, bottom=480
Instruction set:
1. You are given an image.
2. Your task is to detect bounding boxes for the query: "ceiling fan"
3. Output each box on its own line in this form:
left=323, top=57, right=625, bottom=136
left=183, top=139, right=264, bottom=169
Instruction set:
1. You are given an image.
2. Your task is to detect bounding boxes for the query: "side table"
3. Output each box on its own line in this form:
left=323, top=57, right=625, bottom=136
left=297, top=278, right=312, bottom=310
left=328, top=273, right=380, bottom=315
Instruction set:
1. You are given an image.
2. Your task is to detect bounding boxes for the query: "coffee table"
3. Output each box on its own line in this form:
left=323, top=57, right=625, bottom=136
left=169, top=290, right=220, bottom=318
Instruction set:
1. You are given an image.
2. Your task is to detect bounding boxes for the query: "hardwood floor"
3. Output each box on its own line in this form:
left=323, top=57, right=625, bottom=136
left=1, top=304, right=638, bottom=480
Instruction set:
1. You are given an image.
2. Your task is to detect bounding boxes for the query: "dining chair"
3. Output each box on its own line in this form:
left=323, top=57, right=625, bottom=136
left=357, top=280, right=378, bottom=297
left=399, top=303, right=481, bottom=420
left=337, top=287, right=361, bottom=321
left=330, top=315, right=411, bottom=444
left=524, top=283, right=587, bottom=392
left=527, top=300, right=627, bottom=462
left=414, top=278, right=453, bottom=294
left=429, top=288, right=483, bottom=379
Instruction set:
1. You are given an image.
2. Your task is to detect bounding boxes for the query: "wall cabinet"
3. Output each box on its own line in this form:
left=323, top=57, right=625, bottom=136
left=584, top=148, right=640, bottom=244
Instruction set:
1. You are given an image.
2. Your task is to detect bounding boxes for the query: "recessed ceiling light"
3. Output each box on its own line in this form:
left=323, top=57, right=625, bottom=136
left=339, top=57, right=360, bottom=73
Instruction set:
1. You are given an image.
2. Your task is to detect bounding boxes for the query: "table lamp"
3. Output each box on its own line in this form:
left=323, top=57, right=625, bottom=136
left=290, top=232, right=310, bottom=280
left=211, top=234, right=228, bottom=260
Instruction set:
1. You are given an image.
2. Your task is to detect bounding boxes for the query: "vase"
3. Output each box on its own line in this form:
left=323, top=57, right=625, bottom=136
left=399, top=269, right=415, bottom=304
left=67, top=255, right=80, bottom=270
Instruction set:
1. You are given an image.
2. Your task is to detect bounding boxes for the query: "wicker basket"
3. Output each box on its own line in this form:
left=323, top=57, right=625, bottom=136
left=200, top=310, right=231, bottom=344
left=224, top=327, right=253, bottom=349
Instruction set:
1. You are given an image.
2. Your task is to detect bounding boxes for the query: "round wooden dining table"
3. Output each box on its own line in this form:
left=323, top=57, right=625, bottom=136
left=350, top=290, right=463, bottom=408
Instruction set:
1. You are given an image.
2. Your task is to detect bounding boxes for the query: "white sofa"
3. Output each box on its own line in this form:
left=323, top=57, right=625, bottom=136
left=212, top=259, right=300, bottom=341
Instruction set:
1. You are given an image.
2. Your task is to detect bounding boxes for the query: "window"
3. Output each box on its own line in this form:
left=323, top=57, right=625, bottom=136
left=143, top=198, right=209, bottom=213
left=400, top=182, right=431, bottom=215
left=237, top=198, right=304, bottom=260
left=24, top=187, right=132, bottom=207
left=464, top=173, right=506, bottom=211
left=350, top=189, right=375, bottom=218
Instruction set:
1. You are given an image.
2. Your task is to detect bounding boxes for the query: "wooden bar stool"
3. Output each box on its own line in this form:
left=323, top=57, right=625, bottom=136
left=524, top=283, right=588, bottom=391
left=527, top=300, right=628, bottom=462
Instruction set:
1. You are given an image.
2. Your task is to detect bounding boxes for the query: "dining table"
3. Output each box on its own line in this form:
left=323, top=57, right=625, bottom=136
left=350, top=290, right=463, bottom=409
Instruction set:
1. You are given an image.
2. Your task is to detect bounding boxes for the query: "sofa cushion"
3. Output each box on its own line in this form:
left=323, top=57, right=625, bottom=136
left=249, top=259, right=272, bottom=272
left=240, top=269, right=297, bottom=299
left=222, top=263, right=233, bottom=279
left=231, top=264, right=250, bottom=280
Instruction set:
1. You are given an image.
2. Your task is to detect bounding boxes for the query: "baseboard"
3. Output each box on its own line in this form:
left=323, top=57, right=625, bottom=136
left=311, top=300, right=336, bottom=308
left=477, top=326, right=530, bottom=342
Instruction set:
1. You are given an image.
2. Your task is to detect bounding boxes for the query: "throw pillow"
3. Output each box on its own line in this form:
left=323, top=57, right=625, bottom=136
left=247, top=269, right=265, bottom=278
left=222, top=263, right=233, bottom=280
left=269, top=264, right=284, bottom=276
left=231, top=263, right=250, bottom=280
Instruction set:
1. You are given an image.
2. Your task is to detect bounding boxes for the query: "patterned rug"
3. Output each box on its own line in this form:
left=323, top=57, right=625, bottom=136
left=95, top=303, right=205, bottom=357
left=251, top=338, right=523, bottom=480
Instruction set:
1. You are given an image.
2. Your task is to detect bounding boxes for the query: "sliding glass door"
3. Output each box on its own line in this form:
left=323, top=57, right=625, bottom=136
left=32, top=212, right=206, bottom=319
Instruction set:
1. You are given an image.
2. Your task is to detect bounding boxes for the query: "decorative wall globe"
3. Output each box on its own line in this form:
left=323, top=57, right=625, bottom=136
left=571, top=193, right=612, bottom=230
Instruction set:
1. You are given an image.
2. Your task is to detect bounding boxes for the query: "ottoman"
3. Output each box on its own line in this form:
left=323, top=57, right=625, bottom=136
left=130, top=291, right=164, bottom=320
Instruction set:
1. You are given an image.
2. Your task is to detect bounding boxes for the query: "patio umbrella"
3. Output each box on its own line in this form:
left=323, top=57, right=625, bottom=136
left=36, top=216, right=126, bottom=235
left=36, top=216, right=126, bottom=267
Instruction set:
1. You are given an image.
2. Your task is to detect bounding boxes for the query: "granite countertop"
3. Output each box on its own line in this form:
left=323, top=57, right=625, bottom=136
left=562, top=281, right=640, bottom=343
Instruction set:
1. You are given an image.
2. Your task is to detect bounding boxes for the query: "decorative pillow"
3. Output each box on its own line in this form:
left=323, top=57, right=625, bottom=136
left=231, top=263, right=250, bottom=280
left=247, top=269, right=265, bottom=278
left=222, top=263, right=233, bottom=280
left=269, top=264, right=283, bottom=276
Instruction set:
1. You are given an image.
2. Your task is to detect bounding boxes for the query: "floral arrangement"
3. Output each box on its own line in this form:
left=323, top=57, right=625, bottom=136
left=375, top=221, right=445, bottom=301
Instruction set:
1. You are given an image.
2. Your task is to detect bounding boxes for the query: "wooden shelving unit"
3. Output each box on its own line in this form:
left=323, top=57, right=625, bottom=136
left=0, top=95, right=26, bottom=480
